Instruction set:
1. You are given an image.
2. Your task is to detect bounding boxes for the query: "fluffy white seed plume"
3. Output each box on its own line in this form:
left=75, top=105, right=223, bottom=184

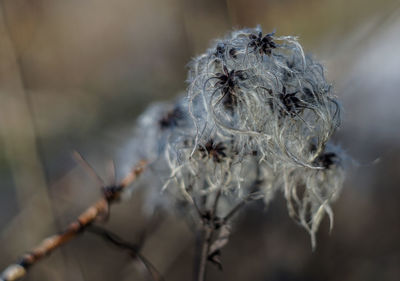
left=123, top=27, right=346, bottom=247
left=187, top=26, right=340, bottom=169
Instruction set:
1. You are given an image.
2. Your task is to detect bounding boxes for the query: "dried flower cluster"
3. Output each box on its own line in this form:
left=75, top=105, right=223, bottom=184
left=125, top=27, right=346, bottom=248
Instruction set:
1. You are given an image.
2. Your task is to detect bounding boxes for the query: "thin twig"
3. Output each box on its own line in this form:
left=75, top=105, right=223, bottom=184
left=195, top=226, right=213, bottom=281
left=87, top=225, right=165, bottom=281
left=194, top=179, right=263, bottom=281
left=222, top=200, right=246, bottom=223
left=73, top=151, right=106, bottom=187
left=222, top=191, right=264, bottom=224
left=192, top=197, right=204, bottom=221
left=136, top=209, right=165, bottom=250
left=0, top=160, right=147, bottom=281
left=194, top=189, right=221, bottom=281
left=212, top=189, right=222, bottom=217
left=222, top=178, right=264, bottom=224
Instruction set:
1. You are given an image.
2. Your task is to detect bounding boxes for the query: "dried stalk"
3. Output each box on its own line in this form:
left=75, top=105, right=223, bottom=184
left=0, top=160, right=147, bottom=281
left=196, top=226, right=213, bottom=281
left=194, top=182, right=263, bottom=281
left=87, top=225, right=165, bottom=281
left=194, top=190, right=221, bottom=281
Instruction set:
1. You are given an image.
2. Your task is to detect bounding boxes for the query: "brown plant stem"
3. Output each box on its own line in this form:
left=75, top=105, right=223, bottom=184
left=193, top=185, right=263, bottom=281
left=194, top=190, right=221, bottom=281
left=0, top=160, right=147, bottom=281
left=196, top=226, right=213, bottom=281
left=87, top=225, right=165, bottom=281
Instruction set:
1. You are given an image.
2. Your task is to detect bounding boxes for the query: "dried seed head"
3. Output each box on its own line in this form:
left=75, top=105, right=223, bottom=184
left=123, top=27, right=347, bottom=248
left=187, top=26, right=341, bottom=169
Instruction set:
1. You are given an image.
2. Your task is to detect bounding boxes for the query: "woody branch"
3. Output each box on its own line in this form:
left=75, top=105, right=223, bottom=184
left=0, top=160, right=147, bottom=281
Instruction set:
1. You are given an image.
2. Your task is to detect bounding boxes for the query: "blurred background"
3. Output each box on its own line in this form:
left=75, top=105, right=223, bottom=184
left=1, top=0, right=400, bottom=280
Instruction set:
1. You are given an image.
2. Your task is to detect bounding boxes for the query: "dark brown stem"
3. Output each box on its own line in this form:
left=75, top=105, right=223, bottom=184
left=223, top=200, right=246, bottom=223
left=194, top=189, right=221, bottom=281
left=196, top=226, right=213, bottom=281
left=0, top=160, right=147, bottom=281
left=87, top=225, right=165, bottom=281
left=212, top=190, right=222, bottom=217
left=222, top=191, right=263, bottom=224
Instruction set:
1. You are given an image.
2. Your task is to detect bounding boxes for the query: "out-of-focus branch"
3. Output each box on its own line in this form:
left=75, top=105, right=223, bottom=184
left=0, top=0, right=56, bottom=255
left=0, top=160, right=147, bottom=281
left=87, top=225, right=165, bottom=281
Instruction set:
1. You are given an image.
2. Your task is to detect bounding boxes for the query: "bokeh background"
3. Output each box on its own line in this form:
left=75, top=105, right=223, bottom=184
left=1, top=0, right=400, bottom=280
